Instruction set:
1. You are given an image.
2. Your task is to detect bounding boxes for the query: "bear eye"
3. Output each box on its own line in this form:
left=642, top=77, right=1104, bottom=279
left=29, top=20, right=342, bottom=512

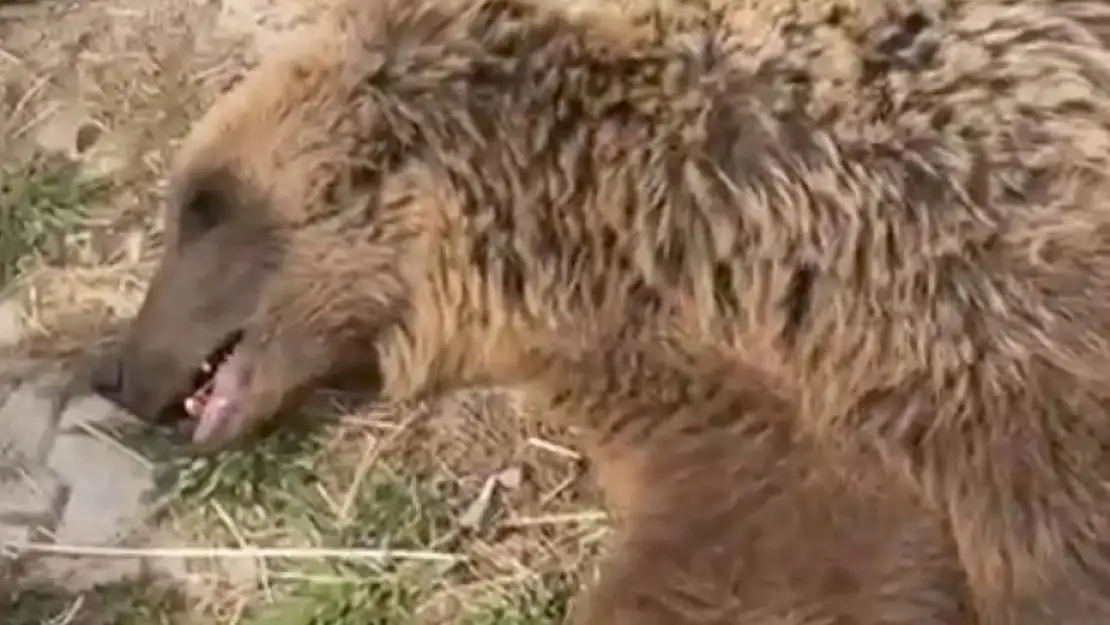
left=177, top=186, right=225, bottom=247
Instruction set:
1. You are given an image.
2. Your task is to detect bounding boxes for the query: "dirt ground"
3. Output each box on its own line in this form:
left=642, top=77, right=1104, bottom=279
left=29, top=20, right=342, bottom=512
left=0, top=0, right=609, bottom=622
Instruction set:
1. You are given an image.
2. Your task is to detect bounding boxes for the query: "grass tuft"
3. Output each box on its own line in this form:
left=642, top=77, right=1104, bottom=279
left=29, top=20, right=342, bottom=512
left=461, top=571, right=578, bottom=625
left=0, top=154, right=104, bottom=289
left=107, top=395, right=599, bottom=624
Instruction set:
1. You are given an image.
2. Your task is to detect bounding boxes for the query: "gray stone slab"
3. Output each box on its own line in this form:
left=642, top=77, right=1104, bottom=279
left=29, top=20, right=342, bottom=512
left=47, top=431, right=154, bottom=546
left=0, top=382, right=62, bottom=463
left=0, top=464, right=66, bottom=525
left=58, top=394, right=130, bottom=432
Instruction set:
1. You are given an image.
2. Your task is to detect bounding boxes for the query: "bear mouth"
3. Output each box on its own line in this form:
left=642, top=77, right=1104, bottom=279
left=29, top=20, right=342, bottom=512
left=182, top=329, right=246, bottom=444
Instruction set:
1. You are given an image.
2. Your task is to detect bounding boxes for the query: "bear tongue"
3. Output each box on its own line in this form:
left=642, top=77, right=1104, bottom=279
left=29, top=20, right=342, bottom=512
left=192, top=349, right=246, bottom=443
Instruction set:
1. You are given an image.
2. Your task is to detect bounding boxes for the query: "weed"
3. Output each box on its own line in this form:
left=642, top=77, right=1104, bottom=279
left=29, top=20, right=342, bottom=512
left=0, top=155, right=103, bottom=288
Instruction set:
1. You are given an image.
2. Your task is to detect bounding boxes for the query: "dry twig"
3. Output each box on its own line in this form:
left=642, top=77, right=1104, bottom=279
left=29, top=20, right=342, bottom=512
left=11, top=541, right=466, bottom=563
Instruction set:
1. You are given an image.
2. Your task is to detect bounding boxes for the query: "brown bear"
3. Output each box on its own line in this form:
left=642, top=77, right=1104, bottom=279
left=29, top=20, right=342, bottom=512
left=88, top=0, right=1110, bottom=621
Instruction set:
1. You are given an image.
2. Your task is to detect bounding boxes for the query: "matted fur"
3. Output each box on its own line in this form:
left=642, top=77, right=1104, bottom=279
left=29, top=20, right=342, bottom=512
left=94, top=0, right=1110, bottom=621
left=519, top=325, right=971, bottom=624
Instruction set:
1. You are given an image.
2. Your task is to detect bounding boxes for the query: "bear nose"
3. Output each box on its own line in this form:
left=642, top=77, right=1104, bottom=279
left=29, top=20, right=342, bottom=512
left=89, top=354, right=124, bottom=403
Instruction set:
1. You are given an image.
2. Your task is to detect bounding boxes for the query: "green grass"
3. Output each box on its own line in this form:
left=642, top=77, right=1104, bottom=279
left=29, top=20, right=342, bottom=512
left=0, top=154, right=103, bottom=289
left=110, top=407, right=589, bottom=625
left=461, top=571, right=577, bottom=625
left=4, top=394, right=589, bottom=625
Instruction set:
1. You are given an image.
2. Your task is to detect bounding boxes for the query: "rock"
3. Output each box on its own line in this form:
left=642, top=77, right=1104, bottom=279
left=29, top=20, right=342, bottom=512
left=0, top=382, right=62, bottom=463
left=31, top=104, right=98, bottom=160
left=47, top=431, right=154, bottom=546
left=0, top=463, right=66, bottom=526
left=58, top=394, right=129, bottom=432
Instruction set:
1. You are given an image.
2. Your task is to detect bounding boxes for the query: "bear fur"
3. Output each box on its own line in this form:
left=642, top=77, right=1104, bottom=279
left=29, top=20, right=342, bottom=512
left=89, top=0, right=1110, bottom=621
left=516, top=319, right=973, bottom=624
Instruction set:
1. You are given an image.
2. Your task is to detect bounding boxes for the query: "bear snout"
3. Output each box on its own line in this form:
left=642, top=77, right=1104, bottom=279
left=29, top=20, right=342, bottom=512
left=88, top=342, right=197, bottom=430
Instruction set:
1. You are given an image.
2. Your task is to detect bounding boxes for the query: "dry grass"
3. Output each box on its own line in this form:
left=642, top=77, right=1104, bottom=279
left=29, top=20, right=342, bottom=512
left=0, top=0, right=248, bottom=364
left=0, top=0, right=614, bottom=622
left=124, top=391, right=607, bottom=624
left=4, top=393, right=608, bottom=624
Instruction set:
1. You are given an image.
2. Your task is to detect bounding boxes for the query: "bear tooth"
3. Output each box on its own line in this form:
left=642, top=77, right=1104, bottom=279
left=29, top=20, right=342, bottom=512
left=201, top=361, right=213, bottom=373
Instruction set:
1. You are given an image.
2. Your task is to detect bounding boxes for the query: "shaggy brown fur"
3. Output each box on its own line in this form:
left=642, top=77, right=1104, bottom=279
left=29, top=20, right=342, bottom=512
left=518, top=326, right=972, bottom=624
left=89, top=0, right=1110, bottom=621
